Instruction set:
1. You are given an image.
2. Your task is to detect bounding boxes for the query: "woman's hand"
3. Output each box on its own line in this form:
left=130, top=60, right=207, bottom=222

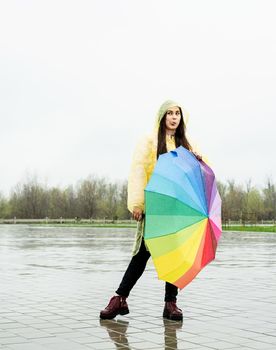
left=132, top=207, right=143, bottom=221
left=192, top=151, right=202, bottom=161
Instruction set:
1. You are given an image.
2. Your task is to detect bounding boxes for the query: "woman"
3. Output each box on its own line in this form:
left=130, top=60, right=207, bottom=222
left=100, top=100, right=201, bottom=321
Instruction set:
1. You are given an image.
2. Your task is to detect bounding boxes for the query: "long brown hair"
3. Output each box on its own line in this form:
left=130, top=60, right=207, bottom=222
left=157, top=108, right=191, bottom=159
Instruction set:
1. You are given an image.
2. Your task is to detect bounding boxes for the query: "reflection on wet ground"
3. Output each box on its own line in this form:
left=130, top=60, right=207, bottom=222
left=0, top=225, right=276, bottom=349
left=99, top=318, right=183, bottom=349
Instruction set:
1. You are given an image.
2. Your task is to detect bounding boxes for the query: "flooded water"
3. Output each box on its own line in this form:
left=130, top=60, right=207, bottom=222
left=1, top=224, right=276, bottom=273
left=0, top=225, right=137, bottom=275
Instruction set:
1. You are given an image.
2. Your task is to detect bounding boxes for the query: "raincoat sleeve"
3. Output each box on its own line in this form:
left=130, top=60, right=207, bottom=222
left=127, top=135, right=152, bottom=213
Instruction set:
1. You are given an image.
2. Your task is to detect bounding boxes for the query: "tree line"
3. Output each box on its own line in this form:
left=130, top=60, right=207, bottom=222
left=217, top=178, right=276, bottom=224
left=0, top=176, right=275, bottom=223
left=0, top=175, right=130, bottom=220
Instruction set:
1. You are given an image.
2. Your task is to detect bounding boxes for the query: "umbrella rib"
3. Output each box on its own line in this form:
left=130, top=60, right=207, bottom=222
left=145, top=190, right=208, bottom=219
left=145, top=215, right=207, bottom=240
left=172, top=161, right=207, bottom=215
left=157, top=222, right=207, bottom=281
left=147, top=171, right=204, bottom=213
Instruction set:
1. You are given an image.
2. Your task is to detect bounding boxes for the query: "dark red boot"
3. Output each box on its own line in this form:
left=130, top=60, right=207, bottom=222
left=163, top=301, right=183, bottom=321
left=100, top=296, right=129, bottom=319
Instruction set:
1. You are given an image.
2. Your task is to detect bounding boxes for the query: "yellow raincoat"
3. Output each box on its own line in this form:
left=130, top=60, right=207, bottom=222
left=127, top=100, right=202, bottom=256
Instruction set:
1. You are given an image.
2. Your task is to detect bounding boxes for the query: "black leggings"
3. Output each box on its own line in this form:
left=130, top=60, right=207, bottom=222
left=116, top=238, right=178, bottom=302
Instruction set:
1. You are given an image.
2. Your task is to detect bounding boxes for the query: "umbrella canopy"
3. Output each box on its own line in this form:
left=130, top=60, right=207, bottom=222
left=144, top=146, right=221, bottom=289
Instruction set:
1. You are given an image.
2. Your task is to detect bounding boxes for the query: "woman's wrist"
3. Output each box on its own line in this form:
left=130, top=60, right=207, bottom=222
left=132, top=207, right=144, bottom=221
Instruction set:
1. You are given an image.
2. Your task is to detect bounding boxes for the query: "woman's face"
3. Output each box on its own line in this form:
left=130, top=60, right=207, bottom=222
left=165, top=106, right=181, bottom=132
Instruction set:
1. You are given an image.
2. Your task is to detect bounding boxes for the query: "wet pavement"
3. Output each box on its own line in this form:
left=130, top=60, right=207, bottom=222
left=0, top=225, right=276, bottom=350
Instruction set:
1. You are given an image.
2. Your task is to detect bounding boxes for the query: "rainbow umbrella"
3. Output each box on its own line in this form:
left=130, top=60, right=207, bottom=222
left=144, top=146, right=221, bottom=289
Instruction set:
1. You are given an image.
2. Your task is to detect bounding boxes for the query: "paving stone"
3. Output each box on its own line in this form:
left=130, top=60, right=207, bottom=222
left=7, top=344, right=49, bottom=350
left=0, top=226, right=275, bottom=350
left=0, top=337, right=28, bottom=345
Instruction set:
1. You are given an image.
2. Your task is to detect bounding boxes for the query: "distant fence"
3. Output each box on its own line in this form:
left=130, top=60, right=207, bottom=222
left=222, top=219, right=275, bottom=227
left=0, top=217, right=136, bottom=225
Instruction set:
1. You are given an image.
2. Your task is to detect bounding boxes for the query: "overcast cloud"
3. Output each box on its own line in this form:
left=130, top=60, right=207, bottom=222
left=0, top=0, right=275, bottom=196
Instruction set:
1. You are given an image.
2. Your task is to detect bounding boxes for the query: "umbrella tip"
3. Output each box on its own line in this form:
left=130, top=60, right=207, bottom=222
left=171, top=150, right=178, bottom=157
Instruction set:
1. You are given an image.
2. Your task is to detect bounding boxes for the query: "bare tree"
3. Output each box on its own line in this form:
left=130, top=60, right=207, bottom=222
left=224, top=179, right=244, bottom=221
left=0, top=192, right=10, bottom=218
left=9, top=178, right=48, bottom=218
left=102, top=182, right=119, bottom=220
left=76, top=175, right=106, bottom=218
left=263, top=177, right=276, bottom=220
left=117, top=180, right=130, bottom=219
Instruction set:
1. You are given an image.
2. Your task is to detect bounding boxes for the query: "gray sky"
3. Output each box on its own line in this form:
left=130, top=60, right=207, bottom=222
left=1, top=0, right=275, bottom=196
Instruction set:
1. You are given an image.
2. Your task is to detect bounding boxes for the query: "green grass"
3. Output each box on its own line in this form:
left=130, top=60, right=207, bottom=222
left=223, top=225, right=276, bottom=233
